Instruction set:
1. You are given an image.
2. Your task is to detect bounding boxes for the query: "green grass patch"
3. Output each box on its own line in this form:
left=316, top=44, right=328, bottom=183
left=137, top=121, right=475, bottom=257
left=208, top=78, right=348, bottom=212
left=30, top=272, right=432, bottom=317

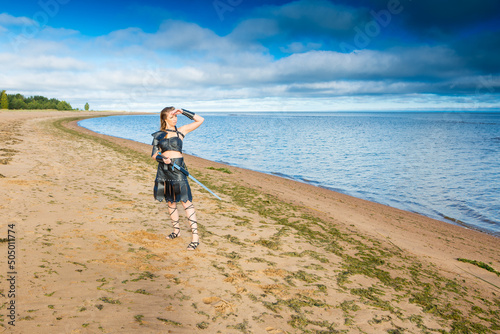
left=134, top=315, right=144, bottom=325
left=256, top=238, right=280, bottom=250
left=126, top=289, right=151, bottom=295
left=217, top=251, right=241, bottom=259
left=130, top=271, right=158, bottom=281
left=288, top=314, right=339, bottom=332
left=351, top=287, right=393, bottom=312
left=157, top=318, right=182, bottom=326
left=196, top=321, right=210, bottom=329
left=457, top=258, right=500, bottom=276
left=290, top=270, right=320, bottom=284
left=68, top=261, right=88, bottom=269
left=206, top=166, right=232, bottom=174
left=98, top=297, right=121, bottom=304
left=223, top=234, right=246, bottom=246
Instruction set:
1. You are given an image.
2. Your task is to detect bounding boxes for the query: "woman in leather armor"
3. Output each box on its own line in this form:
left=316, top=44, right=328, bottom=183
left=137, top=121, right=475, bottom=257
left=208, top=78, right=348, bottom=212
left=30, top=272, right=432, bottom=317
left=151, top=106, right=204, bottom=250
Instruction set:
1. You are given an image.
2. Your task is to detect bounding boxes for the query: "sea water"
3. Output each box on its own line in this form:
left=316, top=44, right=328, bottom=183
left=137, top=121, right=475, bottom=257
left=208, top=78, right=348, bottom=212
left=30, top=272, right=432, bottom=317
left=79, top=112, right=500, bottom=236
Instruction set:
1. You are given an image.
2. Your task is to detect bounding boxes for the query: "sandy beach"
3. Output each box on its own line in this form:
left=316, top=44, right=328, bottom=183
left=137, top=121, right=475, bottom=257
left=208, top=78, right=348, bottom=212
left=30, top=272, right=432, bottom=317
left=1, top=110, right=499, bottom=333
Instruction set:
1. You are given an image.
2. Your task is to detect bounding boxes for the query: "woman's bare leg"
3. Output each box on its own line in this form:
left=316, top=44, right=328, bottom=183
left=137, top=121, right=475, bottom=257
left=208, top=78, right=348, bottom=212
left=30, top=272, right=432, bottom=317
left=166, top=201, right=180, bottom=239
left=182, top=201, right=199, bottom=249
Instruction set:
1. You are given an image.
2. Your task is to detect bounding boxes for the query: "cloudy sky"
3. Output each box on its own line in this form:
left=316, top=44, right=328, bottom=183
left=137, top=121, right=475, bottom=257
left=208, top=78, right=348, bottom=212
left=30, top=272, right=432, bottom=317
left=1, top=0, right=499, bottom=111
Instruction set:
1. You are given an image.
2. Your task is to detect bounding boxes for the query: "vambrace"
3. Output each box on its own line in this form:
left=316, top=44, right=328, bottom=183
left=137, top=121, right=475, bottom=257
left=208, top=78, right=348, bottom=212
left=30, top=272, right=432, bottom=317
left=181, top=108, right=195, bottom=120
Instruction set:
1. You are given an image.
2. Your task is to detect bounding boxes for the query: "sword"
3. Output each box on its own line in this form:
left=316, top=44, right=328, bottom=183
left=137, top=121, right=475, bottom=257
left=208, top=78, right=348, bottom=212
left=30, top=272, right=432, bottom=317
left=157, top=154, right=222, bottom=200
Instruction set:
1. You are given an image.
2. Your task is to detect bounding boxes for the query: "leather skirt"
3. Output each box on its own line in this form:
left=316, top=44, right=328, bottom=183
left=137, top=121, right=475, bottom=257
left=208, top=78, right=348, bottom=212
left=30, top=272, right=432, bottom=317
left=154, top=157, right=193, bottom=203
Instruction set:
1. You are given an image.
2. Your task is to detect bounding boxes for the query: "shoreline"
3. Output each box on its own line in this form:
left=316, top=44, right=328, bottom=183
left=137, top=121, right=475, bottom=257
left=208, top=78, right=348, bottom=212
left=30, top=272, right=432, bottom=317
left=1, top=110, right=499, bottom=333
left=68, top=112, right=500, bottom=283
left=77, top=112, right=499, bottom=239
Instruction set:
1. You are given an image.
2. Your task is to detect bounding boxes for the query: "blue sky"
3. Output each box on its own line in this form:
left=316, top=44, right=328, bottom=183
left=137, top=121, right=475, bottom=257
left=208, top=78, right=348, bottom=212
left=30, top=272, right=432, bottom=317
left=1, top=0, right=499, bottom=111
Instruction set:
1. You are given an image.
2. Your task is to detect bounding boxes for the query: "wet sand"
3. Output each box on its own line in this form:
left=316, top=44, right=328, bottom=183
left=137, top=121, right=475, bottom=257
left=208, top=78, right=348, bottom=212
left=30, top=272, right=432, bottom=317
left=1, top=110, right=499, bottom=333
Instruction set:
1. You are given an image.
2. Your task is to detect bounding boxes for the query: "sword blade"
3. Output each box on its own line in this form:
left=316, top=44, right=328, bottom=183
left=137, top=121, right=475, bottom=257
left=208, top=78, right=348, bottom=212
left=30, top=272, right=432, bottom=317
left=172, top=162, right=222, bottom=200
left=188, top=174, right=222, bottom=200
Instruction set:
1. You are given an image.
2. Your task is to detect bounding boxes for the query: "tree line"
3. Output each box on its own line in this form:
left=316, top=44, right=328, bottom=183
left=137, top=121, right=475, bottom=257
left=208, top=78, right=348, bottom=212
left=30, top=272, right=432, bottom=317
left=1, top=90, right=74, bottom=110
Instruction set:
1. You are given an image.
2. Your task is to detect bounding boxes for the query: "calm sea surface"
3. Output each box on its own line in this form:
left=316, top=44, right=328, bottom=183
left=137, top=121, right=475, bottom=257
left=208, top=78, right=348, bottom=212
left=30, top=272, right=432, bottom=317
left=79, top=112, right=500, bottom=236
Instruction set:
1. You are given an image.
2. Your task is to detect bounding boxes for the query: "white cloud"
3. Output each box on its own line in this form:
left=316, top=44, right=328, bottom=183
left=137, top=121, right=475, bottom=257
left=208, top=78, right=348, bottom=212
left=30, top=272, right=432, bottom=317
left=148, top=20, right=223, bottom=51
left=280, top=41, right=323, bottom=53
left=38, top=26, right=80, bottom=39
left=94, top=27, right=147, bottom=49
left=0, top=13, right=36, bottom=26
left=0, top=10, right=498, bottom=112
left=4, top=54, right=90, bottom=71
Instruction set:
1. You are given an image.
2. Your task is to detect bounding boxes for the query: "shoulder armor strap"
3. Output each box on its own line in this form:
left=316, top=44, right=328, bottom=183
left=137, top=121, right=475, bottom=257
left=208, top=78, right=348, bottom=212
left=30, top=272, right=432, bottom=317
left=175, top=126, right=185, bottom=138
left=151, top=131, right=166, bottom=140
left=163, top=127, right=185, bottom=138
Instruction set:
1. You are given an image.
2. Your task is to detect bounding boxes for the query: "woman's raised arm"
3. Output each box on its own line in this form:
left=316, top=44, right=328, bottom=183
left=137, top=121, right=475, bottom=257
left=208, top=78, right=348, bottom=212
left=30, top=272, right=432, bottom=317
left=177, top=108, right=204, bottom=135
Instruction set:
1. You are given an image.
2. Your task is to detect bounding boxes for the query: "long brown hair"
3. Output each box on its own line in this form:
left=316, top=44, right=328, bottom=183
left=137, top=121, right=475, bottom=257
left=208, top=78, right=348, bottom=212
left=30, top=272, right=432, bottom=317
left=160, top=106, right=175, bottom=131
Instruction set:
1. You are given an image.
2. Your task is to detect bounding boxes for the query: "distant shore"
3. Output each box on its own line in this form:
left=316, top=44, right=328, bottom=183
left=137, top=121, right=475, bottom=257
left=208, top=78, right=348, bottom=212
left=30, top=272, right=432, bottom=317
left=1, top=110, right=499, bottom=333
